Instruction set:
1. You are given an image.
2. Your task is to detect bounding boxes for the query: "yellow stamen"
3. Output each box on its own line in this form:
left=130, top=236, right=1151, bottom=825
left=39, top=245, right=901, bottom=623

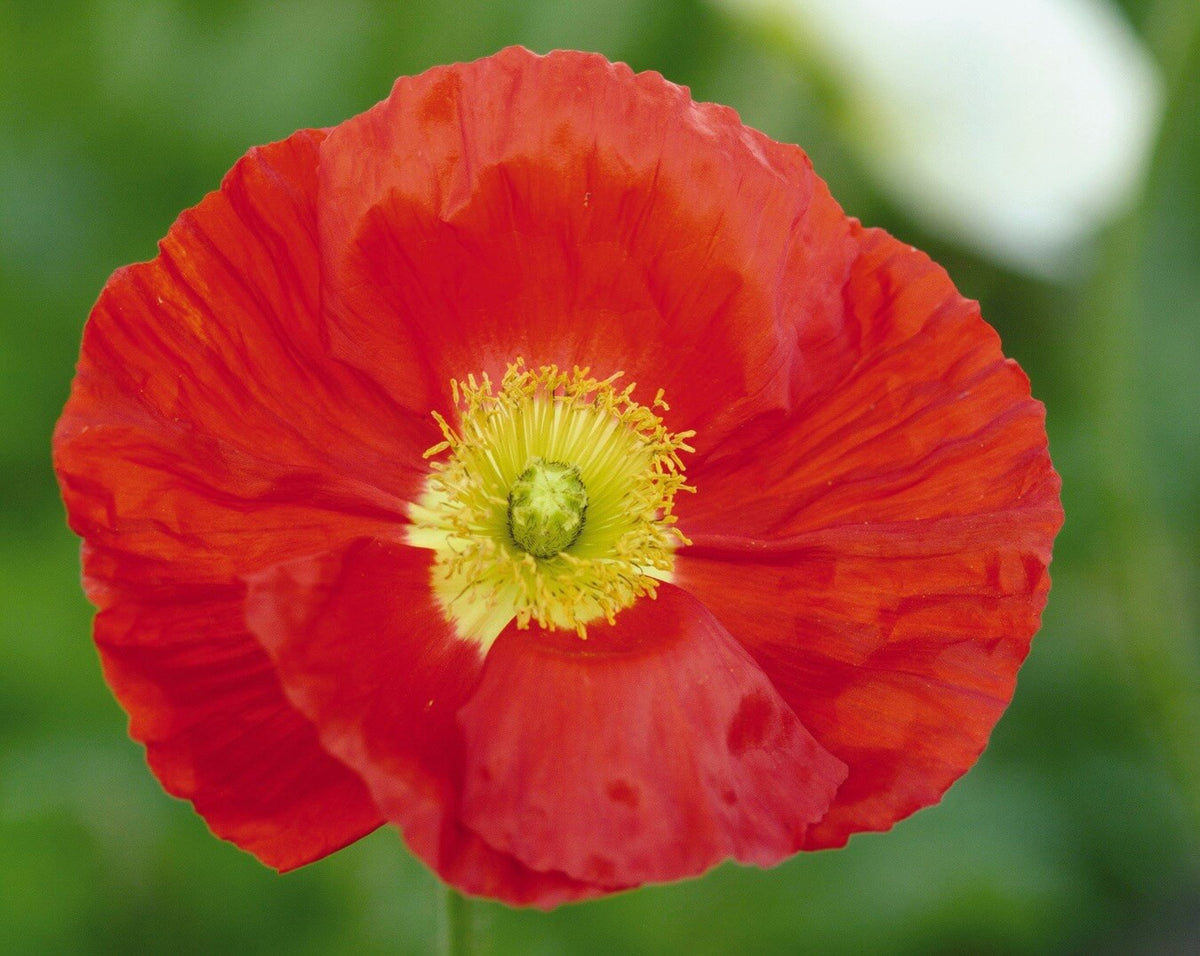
left=407, top=359, right=695, bottom=650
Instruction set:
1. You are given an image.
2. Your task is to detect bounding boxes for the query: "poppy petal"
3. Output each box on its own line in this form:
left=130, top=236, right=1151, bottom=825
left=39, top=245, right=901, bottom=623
left=456, top=585, right=848, bottom=887
left=52, top=128, right=427, bottom=868
left=680, top=224, right=1059, bottom=540
left=60, top=426, right=411, bottom=599
left=315, top=46, right=857, bottom=449
left=671, top=224, right=1061, bottom=843
left=95, top=587, right=381, bottom=870
left=244, top=538, right=613, bottom=906
left=53, top=127, right=433, bottom=595
left=676, top=505, right=1058, bottom=846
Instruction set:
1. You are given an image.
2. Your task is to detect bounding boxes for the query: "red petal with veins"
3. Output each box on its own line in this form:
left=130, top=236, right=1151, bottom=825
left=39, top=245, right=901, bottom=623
left=245, top=538, right=614, bottom=906
left=680, top=224, right=1058, bottom=540
left=316, top=47, right=857, bottom=450
left=95, top=588, right=380, bottom=869
left=457, top=585, right=847, bottom=887
left=674, top=227, right=1062, bottom=843
left=246, top=539, right=844, bottom=899
left=52, top=129, right=436, bottom=861
left=677, top=510, right=1056, bottom=847
left=54, top=128, right=433, bottom=592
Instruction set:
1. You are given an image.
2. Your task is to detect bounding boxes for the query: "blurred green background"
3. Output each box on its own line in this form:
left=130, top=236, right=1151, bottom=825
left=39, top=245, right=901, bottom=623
left=2, top=0, right=1198, bottom=952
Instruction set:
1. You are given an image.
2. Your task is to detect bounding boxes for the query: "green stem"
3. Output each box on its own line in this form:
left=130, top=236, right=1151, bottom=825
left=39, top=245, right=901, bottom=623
left=439, top=886, right=475, bottom=956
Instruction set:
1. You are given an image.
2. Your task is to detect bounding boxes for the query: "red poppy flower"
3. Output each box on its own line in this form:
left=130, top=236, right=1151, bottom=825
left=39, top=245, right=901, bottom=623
left=54, top=47, right=1063, bottom=907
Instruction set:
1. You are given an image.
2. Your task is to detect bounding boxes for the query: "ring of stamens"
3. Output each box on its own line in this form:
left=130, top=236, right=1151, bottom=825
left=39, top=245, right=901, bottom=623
left=407, top=359, right=695, bottom=649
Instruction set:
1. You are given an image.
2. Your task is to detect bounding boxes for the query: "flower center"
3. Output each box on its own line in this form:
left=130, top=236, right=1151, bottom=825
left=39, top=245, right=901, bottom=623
left=407, top=360, right=695, bottom=649
left=507, top=458, right=588, bottom=558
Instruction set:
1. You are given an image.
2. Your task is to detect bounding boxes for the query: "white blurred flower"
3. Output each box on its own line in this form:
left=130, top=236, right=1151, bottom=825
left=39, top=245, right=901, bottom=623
left=717, top=0, right=1163, bottom=276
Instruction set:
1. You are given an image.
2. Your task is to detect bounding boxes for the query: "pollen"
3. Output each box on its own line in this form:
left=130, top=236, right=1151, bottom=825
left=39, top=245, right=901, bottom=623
left=407, top=359, right=695, bottom=650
